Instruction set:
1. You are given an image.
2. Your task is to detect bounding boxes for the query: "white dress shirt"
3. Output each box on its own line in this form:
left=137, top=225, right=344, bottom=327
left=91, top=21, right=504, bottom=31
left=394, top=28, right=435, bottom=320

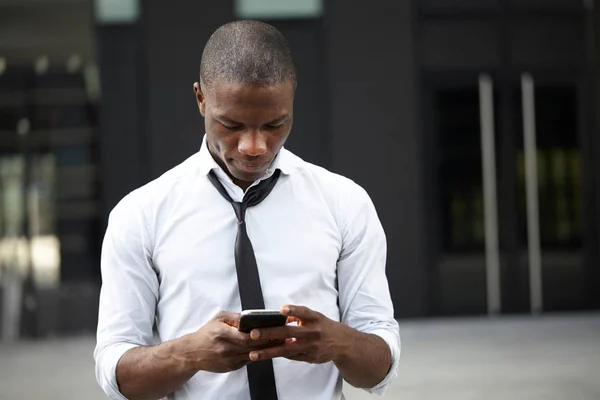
left=94, top=136, right=401, bottom=400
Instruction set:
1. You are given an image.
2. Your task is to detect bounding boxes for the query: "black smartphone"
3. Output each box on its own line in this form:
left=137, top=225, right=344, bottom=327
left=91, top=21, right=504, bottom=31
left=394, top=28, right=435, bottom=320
left=238, top=309, right=288, bottom=333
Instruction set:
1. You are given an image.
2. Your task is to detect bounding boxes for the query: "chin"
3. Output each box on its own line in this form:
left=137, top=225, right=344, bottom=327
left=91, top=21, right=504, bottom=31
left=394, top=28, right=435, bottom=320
left=228, top=164, right=267, bottom=183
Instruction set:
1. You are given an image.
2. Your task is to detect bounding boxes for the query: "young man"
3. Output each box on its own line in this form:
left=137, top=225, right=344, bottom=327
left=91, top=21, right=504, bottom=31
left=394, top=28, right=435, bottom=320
left=94, top=20, right=400, bottom=400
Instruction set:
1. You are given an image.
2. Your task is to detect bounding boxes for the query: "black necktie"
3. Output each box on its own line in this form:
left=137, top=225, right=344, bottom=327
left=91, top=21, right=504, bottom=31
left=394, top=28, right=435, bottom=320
left=207, top=169, right=281, bottom=400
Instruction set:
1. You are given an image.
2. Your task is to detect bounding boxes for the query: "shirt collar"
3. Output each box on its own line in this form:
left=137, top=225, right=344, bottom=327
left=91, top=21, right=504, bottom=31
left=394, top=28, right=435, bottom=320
left=197, top=134, right=293, bottom=180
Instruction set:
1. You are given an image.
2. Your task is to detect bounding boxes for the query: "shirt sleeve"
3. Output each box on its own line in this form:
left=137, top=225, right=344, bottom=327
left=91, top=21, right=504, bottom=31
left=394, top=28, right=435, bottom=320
left=93, top=192, right=159, bottom=399
left=336, top=181, right=401, bottom=395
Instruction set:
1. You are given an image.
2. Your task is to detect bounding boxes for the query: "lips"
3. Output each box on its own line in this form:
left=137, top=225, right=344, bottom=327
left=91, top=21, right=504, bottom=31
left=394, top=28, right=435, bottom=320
left=233, top=159, right=269, bottom=172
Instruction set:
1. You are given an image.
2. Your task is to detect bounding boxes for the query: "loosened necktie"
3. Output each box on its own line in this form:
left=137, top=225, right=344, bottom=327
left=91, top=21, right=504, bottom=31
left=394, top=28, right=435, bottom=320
left=207, top=169, right=281, bottom=400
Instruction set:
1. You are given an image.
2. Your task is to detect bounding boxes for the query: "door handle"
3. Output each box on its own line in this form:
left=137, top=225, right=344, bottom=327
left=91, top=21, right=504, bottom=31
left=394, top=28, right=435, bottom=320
left=521, top=73, right=543, bottom=314
left=478, top=74, right=501, bottom=315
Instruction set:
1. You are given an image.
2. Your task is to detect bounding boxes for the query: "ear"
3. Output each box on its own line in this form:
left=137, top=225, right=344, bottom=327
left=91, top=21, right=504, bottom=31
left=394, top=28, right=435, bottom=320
left=193, top=82, right=206, bottom=117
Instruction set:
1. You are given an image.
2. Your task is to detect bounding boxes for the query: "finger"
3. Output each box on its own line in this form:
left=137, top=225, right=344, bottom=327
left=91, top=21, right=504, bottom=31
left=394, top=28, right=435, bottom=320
left=250, top=325, right=318, bottom=341
left=245, top=338, right=285, bottom=349
left=249, top=341, right=307, bottom=362
left=214, top=311, right=241, bottom=328
left=280, top=305, right=320, bottom=323
left=217, top=325, right=284, bottom=349
left=218, top=325, right=271, bottom=347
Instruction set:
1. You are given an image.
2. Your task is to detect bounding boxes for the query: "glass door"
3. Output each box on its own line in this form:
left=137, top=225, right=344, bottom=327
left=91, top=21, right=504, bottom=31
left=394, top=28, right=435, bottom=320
left=512, top=73, right=589, bottom=312
left=426, top=71, right=595, bottom=316
left=424, top=72, right=503, bottom=315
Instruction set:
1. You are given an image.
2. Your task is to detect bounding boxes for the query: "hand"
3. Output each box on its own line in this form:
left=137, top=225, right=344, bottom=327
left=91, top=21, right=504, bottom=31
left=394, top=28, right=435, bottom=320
left=180, top=311, right=283, bottom=373
left=247, top=305, right=350, bottom=364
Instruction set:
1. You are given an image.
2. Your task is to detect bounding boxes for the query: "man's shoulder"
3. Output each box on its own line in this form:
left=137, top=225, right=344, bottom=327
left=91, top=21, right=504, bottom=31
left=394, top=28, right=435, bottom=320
left=111, top=152, right=199, bottom=216
left=284, top=150, right=376, bottom=230
left=283, top=149, right=368, bottom=198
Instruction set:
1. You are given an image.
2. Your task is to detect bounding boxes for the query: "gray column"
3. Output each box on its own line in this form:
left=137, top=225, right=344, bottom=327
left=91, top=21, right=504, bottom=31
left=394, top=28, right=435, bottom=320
left=325, top=1, right=426, bottom=317
left=98, top=24, right=146, bottom=218
left=593, top=0, right=600, bottom=309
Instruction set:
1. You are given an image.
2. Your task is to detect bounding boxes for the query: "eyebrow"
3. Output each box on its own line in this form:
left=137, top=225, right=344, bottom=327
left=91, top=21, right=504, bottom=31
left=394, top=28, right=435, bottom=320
left=217, top=115, right=289, bottom=126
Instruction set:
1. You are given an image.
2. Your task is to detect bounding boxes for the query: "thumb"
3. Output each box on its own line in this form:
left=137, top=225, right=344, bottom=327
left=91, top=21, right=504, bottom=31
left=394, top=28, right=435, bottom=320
left=280, top=305, right=319, bottom=323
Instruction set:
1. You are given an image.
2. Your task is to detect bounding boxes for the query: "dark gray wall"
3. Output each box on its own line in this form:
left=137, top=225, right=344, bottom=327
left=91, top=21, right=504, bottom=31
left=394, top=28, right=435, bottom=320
left=325, top=1, right=426, bottom=317
left=593, top=0, right=600, bottom=309
left=142, top=1, right=233, bottom=179
left=98, top=25, right=146, bottom=216
left=270, top=20, right=330, bottom=169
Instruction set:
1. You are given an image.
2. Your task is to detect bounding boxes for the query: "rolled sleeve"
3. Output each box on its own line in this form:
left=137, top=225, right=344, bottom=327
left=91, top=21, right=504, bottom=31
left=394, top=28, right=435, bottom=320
left=93, top=192, right=159, bottom=399
left=94, top=342, right=140, bottom=399
left=336, top=181, right=401, bottom=394
left=366, top=329, right=401, bottom=395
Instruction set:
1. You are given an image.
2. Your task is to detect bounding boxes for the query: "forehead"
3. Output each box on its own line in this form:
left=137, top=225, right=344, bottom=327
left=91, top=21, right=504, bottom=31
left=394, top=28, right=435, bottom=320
left=205, top=81, right=294, bottom=113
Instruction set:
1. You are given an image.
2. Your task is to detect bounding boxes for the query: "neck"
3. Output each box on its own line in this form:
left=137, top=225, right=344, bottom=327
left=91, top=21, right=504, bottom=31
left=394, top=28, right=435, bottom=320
left=234, top=178, right=253, bottom=192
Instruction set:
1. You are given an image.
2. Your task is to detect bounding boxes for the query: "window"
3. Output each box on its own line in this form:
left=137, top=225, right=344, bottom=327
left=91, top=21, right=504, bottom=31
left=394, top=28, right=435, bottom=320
left=234, top=0, right=322, bottom=20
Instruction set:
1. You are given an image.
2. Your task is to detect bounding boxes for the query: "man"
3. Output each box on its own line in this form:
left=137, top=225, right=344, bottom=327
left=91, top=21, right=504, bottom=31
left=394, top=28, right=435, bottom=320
left=94, top=20, right=400, bottom=400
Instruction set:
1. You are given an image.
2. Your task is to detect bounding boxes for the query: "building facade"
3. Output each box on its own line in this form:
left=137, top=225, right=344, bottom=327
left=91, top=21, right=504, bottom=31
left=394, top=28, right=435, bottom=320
left=0, top=0, right=599, bottom=338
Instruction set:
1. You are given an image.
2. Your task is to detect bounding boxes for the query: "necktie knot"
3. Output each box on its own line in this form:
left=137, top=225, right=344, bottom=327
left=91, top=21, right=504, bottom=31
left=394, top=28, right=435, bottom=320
left=207, top=169, right=282, bottom=220
left=232, top=202, right=246, bottom=222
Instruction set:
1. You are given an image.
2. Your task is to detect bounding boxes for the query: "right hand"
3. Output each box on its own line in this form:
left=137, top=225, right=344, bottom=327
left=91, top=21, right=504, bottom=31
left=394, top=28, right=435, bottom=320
left=180, top=311, right=281, bottom=373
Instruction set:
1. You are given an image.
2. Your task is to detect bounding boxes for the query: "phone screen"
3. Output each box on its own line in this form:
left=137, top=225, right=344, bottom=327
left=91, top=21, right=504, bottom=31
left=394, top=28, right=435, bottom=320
left=238, top=310, right=288, bottom=333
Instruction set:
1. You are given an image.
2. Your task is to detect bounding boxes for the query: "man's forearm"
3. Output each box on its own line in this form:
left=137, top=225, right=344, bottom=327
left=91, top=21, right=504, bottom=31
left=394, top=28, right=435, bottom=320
left=333, top=324, right=392, bottom=389
left=116, top=335, right=199, bottom=400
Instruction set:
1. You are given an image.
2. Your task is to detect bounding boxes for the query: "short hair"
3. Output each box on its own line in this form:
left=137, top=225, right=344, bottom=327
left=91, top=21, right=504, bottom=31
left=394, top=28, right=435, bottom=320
left=200, top=20, right=297, bottom=91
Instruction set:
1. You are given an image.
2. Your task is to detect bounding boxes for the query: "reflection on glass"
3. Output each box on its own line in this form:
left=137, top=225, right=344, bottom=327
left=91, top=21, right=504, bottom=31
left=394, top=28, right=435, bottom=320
left=29, top=154, right=60, bottom=287
left=0, top=154, right=59, bottom=287
left=517, top=148, right=582, bottom=247
left=0, top=156, right=26, bottom=278
left=551, top=149, right=569, bottom=241
left=436, top=87, right=488, bottom=253
left=568, top=149, right=582, bottom=240
left=515, top=86, right=582, bottom=249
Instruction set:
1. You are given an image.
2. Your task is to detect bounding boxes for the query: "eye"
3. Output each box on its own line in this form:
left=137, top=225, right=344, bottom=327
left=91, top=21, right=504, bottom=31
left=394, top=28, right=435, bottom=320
left=221, top=122, right=241, bottom=131
left=265, top=124, right=284, bottom=131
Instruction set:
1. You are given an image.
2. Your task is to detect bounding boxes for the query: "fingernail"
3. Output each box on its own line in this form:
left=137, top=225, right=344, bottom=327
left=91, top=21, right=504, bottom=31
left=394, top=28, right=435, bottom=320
left=251, top=330, right=260, bottom=339
left=249, top=352, right=259, bottom=361
left=281, top=306, right=290, bottom=314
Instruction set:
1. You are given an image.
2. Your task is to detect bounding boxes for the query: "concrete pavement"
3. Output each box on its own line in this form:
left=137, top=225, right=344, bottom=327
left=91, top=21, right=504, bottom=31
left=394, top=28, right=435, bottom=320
left=1, top=313, right=598, bottom=399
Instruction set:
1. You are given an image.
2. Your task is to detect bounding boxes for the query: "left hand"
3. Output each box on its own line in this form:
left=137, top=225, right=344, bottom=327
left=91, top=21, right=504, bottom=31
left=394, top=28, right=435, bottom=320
left=247, top=305, right=349, bottom=364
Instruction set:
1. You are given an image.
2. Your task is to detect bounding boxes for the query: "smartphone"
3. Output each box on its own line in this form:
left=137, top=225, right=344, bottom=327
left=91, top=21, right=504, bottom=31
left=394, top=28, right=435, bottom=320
left=238, top=309, right=288, bottom=333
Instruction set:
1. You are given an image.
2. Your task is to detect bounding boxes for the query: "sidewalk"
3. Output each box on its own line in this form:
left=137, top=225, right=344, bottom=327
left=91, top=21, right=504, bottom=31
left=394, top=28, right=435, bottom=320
left=1, top=313, right=598, bottom=400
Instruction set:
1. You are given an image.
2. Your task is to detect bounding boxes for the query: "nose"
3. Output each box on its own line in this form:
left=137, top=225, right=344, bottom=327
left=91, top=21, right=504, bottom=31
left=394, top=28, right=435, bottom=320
left=238, top=132, right=267, bottom=157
